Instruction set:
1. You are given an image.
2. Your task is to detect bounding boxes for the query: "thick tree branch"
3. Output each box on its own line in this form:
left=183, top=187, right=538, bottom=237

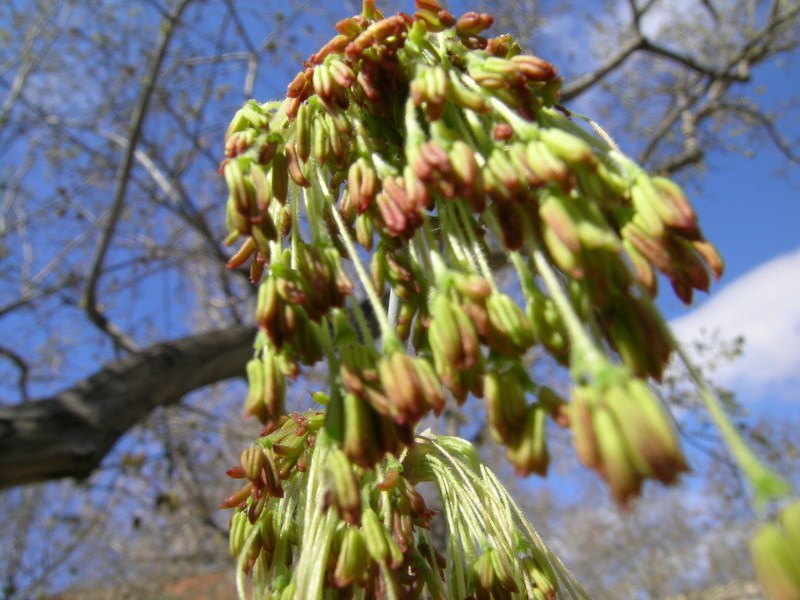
left=640, top=38, right=749, bottom=82
left=561, top=34, right=645, bottom=101
left=0, top=325, right=255, bottom=490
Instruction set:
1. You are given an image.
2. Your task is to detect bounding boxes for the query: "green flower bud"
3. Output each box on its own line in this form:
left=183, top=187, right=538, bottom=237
left=361, top=507, right=390, bottom=563
left=333, top=525, right=368, bottom=588
left=485, top=368, right=527, bottom=444
left=539, top=127, right=596, bottom=166
left=592, top=405, right=643, bottom=505
left=229, top=509, right=251, bottom=558
left=325, top=448, right=362, bottom=524
left=506, top=403, right=550, bottom=476
left=569, top=385, right=601, bottom=471
left=780, top=500, right=800, bottom=550
left=485, top=292, right=534, bottom=356
left=750, top=520, right=800, bottom=600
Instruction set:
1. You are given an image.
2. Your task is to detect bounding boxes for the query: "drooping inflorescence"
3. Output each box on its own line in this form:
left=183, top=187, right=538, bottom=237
left=218, top=1, right=730, bottom=598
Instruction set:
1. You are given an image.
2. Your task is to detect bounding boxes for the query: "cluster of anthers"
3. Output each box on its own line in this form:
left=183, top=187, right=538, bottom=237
left=218, top=1, right=725, bottom=598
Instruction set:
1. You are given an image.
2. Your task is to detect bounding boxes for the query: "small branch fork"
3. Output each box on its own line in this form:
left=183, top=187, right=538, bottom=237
left=80, top=0, right=194, bottom=354
left=562, top=1, right=799, bottom=174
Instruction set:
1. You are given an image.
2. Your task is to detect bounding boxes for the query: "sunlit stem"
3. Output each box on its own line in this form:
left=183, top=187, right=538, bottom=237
left=483, top=208, right=605, bottom=376
left=290, top=182, right=300, bottom=269
left=437, top=202, right=469, bottom=266
left=509, top=251, right=536, bottom=296
left=387, top=289, right=399, bottom=329
left=664, top=322, right=793, bottom=510
left=295, top=432, right=336, bottom=598
left=350, top=295, right=377, bottom=347
left=529, top=247, right=606, bottom=376
left=454, top=200, right=499, bottom=291
left=318, top=167, right=400, bottom=353
left=421, top=217, right=449, bottom=281
left=317, top=315, right=341, bottom=380
left=567, top=111, right=621, bottom=152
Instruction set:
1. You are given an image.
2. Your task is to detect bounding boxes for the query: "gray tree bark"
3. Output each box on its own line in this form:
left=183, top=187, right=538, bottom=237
left=0, top=326, right=254, bottom=490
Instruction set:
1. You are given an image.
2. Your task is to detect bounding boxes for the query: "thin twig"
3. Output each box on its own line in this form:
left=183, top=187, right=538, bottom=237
left=0, top=345, right=31, bottom=403
left=80, top=0, right=194, bottom=353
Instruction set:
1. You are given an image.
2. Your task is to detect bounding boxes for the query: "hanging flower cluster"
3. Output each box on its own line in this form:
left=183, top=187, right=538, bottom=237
left=216, top=1, right=744, bottom=598
left=222, top=415, right=585, bottom=599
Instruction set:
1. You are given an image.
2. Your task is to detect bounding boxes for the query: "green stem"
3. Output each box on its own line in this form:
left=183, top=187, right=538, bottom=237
left=438, top=199, right=472, bottom=269
left=454, top=199, right=498, bottom=290
left=290, top=182, right=300, bottom=269
left=631, top=283, right=792, bottom=509
left=317, top=318, right=345, bottom=442
left=421, top=217, right=449, bottom=281
left=308, top=174, right=335, bottom=246
left=318, top=168, right=400, bottom=352
left=409, top=232, right=433, bottom=286
left=567, top=111, right=621, bottom=153
left=673, top=332, right=792, bottom=509
left=509, top=251, right=536, bottom=297
left=526, top=243, right=605, bottom=376
left=349, top=295, right=377, bottom=347
left=295, top=432, right=332, bottom=598
left=387, top=290, right=399, bottom=329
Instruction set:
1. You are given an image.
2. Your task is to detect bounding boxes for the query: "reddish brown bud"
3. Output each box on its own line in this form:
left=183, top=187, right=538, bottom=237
left=456, top=12, right=494, bottom=37
left=486, top=34, right=513, bottom=57
left=493, top=123, right=513, bottom=140
left=376, top=467, right=400, bottom=491
left=285, top=96, right=302, bottom=121
left=511, top=55, right=557, bottom=81
left=226, top=466, right=247, bottom=479
left=437, top=9, right=456, bottom=28
left=226, top=237, right=257, bottom=270
left=335, top=16, right=364, bottom=38
left=356, top=70, right=380, bottom=102
left=416, top=0, right=443, bottom=12
left=308, top=35, right=350, bottom=65
left=376, top=190, right=408, bottom=237
left=284, top=142, right=309, bottom=187
left=692, top=239, right=724, bottom=280
left=219, top=481, right=253, bottom=509
left=286, top=68, right=311, bottom=98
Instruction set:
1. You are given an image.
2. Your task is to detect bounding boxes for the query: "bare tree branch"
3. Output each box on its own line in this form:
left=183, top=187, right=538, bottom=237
left=0, top=2, right=68, bottom=129
left=80, top=0, right=194, bottom=354
left=561, top=34, right=645, bottom=101
left=0, top=325, right=254, bottom=490
left=712, top=101, right=800, bottom=164
left=0, top=345, right=31, bottom=403
left=639, top=38, right=749, bottom=82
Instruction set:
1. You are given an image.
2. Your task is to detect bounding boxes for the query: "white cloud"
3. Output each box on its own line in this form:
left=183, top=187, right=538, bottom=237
left=669, top=247, right=800, bottom=402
